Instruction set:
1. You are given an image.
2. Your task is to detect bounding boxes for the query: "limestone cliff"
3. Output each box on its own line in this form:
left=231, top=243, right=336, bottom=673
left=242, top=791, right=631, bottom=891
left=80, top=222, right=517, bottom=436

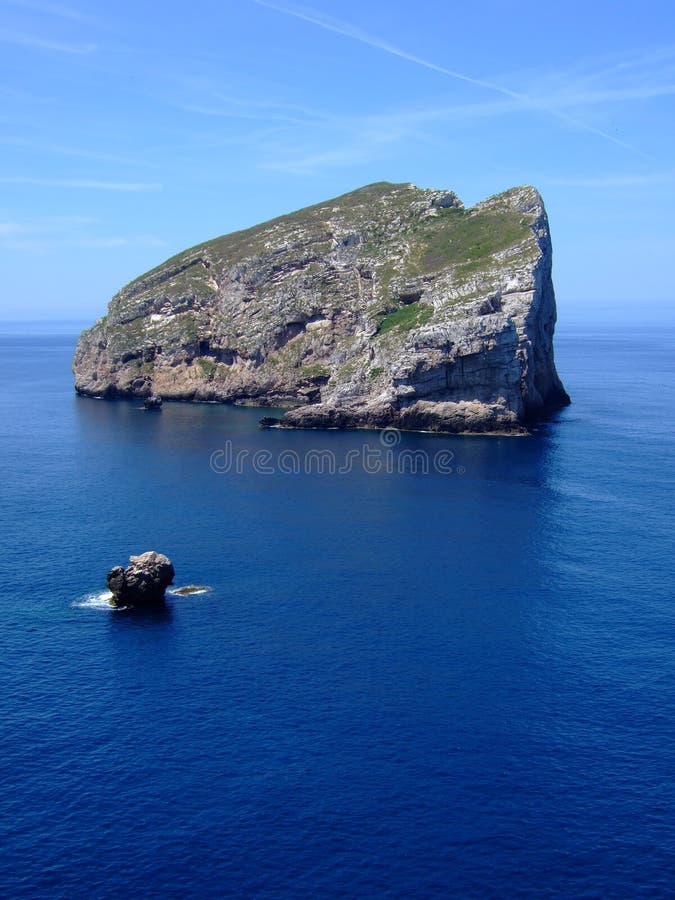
left=73, top=181, right=569, bottom=433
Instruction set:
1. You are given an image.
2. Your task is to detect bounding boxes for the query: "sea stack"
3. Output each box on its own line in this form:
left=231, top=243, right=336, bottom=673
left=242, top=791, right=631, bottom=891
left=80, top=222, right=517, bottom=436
left=73, top=181, right=570, bottom=434
left=106, top=551, right=175, bottom=607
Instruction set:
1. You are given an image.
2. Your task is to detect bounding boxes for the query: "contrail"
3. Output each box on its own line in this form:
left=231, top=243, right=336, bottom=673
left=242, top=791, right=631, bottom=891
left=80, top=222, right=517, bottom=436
left=250, top=0, right=649, bottom=157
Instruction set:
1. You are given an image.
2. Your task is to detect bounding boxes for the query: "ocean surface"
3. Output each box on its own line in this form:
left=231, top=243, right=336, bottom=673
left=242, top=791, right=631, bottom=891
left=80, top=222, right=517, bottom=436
left=0, top=320, right=673, bottom=898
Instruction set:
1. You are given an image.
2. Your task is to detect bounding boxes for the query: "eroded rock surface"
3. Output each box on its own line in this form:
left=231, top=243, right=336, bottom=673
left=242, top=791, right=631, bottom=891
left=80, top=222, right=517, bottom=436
left=106, top=551, right=175, bottom=606
left=73, top=182, right=569, bottom=433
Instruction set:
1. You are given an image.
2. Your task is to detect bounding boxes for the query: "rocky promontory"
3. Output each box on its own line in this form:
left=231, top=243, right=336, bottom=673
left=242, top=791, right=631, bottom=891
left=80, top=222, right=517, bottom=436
left=73, top=181, right=569, bottom=433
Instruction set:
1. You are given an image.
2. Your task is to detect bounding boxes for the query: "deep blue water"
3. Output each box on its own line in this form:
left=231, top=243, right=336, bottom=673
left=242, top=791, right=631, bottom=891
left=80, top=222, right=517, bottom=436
left=0, top=321, right=673, bottom=898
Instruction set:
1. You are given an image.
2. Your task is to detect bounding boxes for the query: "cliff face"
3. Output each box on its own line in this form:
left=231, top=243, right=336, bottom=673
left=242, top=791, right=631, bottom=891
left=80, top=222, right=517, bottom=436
left=73, top=181, right=569, bottom=433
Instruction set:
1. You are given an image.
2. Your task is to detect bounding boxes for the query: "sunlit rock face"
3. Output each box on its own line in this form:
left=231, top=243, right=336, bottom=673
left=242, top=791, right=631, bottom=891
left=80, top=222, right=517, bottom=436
left=73, top=182, right=569, bottom=434
left=106, top=552, right=175, bottom=607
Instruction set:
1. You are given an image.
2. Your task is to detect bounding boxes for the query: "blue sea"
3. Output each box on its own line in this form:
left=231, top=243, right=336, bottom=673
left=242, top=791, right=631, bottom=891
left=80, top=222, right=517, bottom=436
left=0, top=321, right=673, bottom=898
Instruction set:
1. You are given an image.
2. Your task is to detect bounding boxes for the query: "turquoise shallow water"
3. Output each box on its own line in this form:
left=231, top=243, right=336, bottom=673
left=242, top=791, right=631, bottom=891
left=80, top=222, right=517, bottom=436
left=0, top=322, right=673, bottom=897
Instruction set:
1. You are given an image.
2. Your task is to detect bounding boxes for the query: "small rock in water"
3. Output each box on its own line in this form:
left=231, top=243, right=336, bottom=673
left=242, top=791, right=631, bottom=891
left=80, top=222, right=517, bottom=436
left=144, top=394, right=162, bottom=410
left=106, top=551, right=174, bottom=607
left=259, top=416, right=282, bottom=428
left=172, top=584, right=208, bottom=595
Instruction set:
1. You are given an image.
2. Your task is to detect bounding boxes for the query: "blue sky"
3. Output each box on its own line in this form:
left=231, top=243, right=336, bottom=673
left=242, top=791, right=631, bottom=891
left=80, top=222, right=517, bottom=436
left=1, top=0, right=674, bottom=322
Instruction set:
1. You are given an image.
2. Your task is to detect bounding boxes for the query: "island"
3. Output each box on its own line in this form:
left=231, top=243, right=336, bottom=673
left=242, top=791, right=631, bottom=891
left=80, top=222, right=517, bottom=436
left=107, top=551, right=175, bottom=607
left=73, top=181, right=570, bottom=434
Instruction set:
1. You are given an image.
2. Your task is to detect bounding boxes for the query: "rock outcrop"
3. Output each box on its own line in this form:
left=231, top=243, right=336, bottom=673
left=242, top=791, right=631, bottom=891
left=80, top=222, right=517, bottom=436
left=73, top=182, right=569, bottom=433
left=143, top=394, right=162, bottom=410
left=106, top=551, right=175, bottom=606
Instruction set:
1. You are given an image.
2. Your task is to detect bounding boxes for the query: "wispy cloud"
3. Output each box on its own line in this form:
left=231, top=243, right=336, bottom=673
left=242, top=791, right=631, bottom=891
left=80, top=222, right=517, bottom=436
left=259, top=103, right=434, bottom=174
left=250, top=0, right=649, bottom=157
left=2, top=236, right=166, bottom=252
left=247, top=56, right=675, bottom=176
left=263, top=142, right=383, bottom=175
left=5, top=0, right=98, bottom=24
left=68, top=236, right=132, bottom=248
left=0, top=137, right=151, bottom=167
left=0, top=29, right=96, bottom=53
left=539, top=84, right=675, bottom=107
left=178, top=103, right=311, bottom=124
left=251, top=0, right=527, bottom=99
left=0, top=176, right=161, bottom=191
left=74, top=235, right=166, bottom=249
left=0, top=221, right=31, bottom=236
left=0, top=214, right=96, bottom=237
left=167, top=82, right=332, bottom=126
left=540, top=172, right=675, bottom=189
left=558, top=45, right=675, bottom=86
left=0, top=215, right=166, bottom=251
left=521, top=47, right=675, bottom=114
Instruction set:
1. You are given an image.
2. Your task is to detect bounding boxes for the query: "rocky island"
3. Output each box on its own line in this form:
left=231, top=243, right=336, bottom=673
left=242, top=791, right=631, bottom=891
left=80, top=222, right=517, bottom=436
left=73, top=181, right=569, bottom=433
left=107, top=551, right=175, bottom=607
